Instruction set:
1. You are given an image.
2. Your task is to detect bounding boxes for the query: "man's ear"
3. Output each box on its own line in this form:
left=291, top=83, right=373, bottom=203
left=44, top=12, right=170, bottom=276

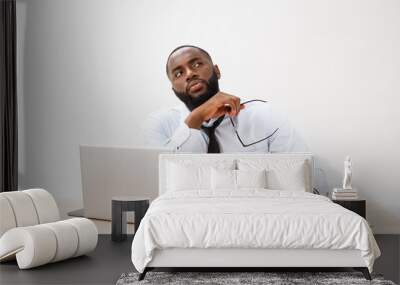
left=214, top=65, right=221, bottom=79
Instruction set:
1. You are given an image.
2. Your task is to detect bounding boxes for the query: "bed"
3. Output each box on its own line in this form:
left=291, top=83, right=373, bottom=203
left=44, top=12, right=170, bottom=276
left=131, top=153, right=381, bottom=281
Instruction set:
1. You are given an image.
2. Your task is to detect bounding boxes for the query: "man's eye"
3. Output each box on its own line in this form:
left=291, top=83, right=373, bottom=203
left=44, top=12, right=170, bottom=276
left=175, top=71, right=182, bottom=78
left=193, top=62, right=201, bottom=68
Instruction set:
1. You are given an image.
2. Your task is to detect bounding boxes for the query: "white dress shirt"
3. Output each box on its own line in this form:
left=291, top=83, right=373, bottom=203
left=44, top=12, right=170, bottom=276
left=142, top=99, right=308, bottom=153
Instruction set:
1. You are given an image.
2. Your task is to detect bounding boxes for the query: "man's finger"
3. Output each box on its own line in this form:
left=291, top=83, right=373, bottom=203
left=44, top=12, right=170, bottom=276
left=224, top=102, right=234, bottom=116
left=223, top=104, right=231, bottom=113
left=231, top=104, right=237, bottom=116
left=223, top=103, right=235, bottom=116
left=235, top=98, right=241, bottom=115
left=230, top=99, right=239, bottom=116
left=218, top=93, right=242, bottom=116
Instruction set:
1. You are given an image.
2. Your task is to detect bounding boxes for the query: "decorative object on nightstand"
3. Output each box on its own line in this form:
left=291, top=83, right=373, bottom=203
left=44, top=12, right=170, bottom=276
left=332, top=155, right=359, bottom=200
left=112, top=196, right=150, bottom=242
left=342, top=155, right=353, bottom=190
left=332, top=199, right=366, bottom=219
left=332, top=188, right=359, bottom=200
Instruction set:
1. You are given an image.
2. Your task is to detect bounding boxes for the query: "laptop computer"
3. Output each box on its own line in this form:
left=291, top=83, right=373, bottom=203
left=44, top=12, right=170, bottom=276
left=77, top=145, right=170, bottom=221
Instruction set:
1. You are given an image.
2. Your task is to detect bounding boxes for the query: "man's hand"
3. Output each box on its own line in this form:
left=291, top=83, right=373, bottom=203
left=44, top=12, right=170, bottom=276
left=185, top=92, right=245, bottom=129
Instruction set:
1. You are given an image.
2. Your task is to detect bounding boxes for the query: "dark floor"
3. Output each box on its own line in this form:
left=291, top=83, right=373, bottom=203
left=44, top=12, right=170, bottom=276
left=0, top=235, right=134, bottom=285
left=0, top=235, right=399, bottom=285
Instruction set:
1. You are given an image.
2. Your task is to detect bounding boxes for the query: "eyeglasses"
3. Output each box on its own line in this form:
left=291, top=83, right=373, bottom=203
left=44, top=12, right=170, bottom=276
left=228, top=99, right=279, bottom=148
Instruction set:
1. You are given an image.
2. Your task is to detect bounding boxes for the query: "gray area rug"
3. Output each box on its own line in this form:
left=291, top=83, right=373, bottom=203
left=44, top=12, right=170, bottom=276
left=116, top=271, right=396, bottom=285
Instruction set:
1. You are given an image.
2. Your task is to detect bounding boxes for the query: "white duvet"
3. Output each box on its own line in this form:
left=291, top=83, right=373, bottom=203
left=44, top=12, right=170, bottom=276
left=131, top=190, right=380, bottom=273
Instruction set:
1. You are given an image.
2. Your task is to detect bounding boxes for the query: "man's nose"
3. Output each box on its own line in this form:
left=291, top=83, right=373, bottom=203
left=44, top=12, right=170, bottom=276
left=185, top=68, right=198, bottom=82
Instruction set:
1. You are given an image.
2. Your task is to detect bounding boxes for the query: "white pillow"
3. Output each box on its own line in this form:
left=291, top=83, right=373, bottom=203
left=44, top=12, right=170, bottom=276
left=237, top=158, right=309, bottom=192
left=167, top=160, right=236, bottom=192
left=167, top=162, right=210, bottom=191
left=211, top=168, right=236, bottom=190
left=236, top=169, right=267, bottom=189
left=266, top=164, right=306, bottom=191
left=211, top=168, right=268, bottom=190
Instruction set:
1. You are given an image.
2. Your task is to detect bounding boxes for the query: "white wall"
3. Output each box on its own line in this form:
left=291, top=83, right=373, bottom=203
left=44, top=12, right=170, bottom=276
left=16, top=0, right=400, bottom=233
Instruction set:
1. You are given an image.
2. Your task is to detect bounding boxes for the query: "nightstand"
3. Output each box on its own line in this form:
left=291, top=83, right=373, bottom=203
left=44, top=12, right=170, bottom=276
left=332, top=199, right=366, bottom=218
left=111, top=196, right=150, bottom=242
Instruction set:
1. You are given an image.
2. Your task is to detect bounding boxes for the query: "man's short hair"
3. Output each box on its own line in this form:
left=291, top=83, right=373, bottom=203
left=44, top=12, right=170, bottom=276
left=166, top=45, right=212, bottom=74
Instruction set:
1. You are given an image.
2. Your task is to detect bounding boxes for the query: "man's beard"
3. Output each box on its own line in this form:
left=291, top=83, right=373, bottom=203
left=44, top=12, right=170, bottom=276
left=173, top=71, right=220, bottom=111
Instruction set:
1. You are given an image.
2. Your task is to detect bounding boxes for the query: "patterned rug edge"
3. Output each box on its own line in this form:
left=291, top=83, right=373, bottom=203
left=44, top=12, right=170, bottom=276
left=116, top=271, right=397, bottom=285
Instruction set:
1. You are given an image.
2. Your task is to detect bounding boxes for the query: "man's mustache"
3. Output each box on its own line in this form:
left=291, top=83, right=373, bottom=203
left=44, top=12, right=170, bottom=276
left=186, top=79, right=208, bottom=94
left=173, top=71, right=220, bottom=111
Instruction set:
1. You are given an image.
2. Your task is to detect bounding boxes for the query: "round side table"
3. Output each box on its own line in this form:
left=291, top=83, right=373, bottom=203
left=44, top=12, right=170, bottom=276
left=111, top=196, right=150, bottom=242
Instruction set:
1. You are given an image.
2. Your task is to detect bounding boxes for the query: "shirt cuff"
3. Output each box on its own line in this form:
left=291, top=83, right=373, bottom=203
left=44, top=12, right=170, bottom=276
left=167, top=123, right=208, bottom=152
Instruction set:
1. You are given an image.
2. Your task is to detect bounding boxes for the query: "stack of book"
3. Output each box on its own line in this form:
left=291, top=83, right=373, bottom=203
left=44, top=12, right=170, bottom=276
left=331, top=188, right=358, bottom=200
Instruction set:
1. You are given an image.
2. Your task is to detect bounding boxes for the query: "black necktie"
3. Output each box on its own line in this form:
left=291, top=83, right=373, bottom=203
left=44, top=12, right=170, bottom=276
left=202, top=115, right=225, bottom=153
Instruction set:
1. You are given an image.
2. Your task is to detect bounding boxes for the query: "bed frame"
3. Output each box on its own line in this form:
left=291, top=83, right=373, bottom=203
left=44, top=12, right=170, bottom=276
left=138, top=153, right=372, bottom=281
left=140, top=248, right=371, bottom=280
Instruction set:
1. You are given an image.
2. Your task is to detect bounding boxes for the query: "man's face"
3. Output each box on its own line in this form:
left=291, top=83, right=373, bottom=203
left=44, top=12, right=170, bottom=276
left=167, top=47, right=221, bottom=110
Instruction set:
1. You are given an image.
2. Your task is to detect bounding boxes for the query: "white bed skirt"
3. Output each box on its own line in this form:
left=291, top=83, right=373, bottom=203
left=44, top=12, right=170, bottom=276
left=147, top=248, right=366, bottom=268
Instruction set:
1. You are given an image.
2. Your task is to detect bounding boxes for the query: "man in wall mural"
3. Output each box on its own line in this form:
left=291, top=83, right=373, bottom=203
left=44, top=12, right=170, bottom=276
left=143, top=45, right=307, bottom=153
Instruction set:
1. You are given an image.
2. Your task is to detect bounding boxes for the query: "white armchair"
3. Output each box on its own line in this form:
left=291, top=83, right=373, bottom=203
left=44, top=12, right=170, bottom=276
left=0, top=188, right=98, bottom=269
